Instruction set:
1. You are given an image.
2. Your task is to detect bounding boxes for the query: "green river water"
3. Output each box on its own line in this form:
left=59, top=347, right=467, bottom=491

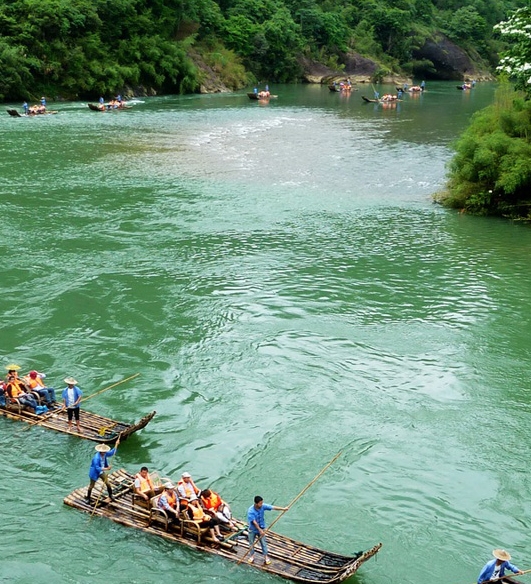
left=1, top=82, right=531, bottom=584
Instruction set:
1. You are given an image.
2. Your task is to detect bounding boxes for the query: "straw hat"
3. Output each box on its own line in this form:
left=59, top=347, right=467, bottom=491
left=95, top=444, right=111, bottom=453
left=5, top=364, right=21, bottom=371
left=164, top=482, right=175, bottom=489
left=493, top=549, right=511, bottom=561
left=64, top=377, right=78, bottom=385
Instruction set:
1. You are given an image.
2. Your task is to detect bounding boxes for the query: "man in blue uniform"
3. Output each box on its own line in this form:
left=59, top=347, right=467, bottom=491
left=87, top=436, right=120, bottom=503
left=247, top=495, right=287, bottom=565
left=478, top=549, right=522, bottom=584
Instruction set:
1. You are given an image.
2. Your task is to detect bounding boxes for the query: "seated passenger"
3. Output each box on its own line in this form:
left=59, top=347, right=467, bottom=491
left=187, top=499, right=224, bottom=541
left=5, top=375, right=38, bottom=410
left=24, top=370, right=56, bottom=406
left=177, top=472, right=200, bottom=506
left=157, top=482, right=180, bottom=521
left=134, top=466, right=156, bottom=501
left=200, top=489, right=238, bottom=530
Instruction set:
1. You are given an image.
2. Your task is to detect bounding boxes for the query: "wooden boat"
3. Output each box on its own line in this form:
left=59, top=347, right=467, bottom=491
left=0, top=402, right=155, bottom=442
left=329, top=84, right=356, bottom=92
left=87, top=103, right=133, bottom=111
left=247, top=92, right=277, bottom=100
left=457, top=85, right=471, bottom=90
left=6, top=108, right=58, bottom=116
left=64, top=468, right=382, bottom=583
left=362, top=96, right=380, bottom=103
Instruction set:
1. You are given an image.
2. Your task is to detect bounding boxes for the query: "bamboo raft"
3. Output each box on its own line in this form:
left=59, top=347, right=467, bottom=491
left=0, top=405, right=155, bottom=442
left=64, top=469, right=382, bottom=583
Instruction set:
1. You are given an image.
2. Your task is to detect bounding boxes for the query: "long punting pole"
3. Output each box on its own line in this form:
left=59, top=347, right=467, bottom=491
left=470, top=570, right=531, bottom=584
left=82, top=373, right=140, bottom=403
left=23, top=373, right=140, bottom=429
left=237, top=451, right=342, bottom=565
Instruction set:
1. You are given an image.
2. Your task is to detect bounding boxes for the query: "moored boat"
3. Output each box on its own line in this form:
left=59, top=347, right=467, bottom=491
left=0, top=403, right=155, bottom=442
left=64, top=469, right=382, bottom=583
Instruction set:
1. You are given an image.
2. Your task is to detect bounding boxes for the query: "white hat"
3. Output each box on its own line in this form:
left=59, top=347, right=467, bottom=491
left=164, top=482, right=175, bottom=489
left=64, top=377, right=78, bottom=385
left=95, top=444, right=111, bottom=453
left=493, top=549, right=511, bottom=561
left=182, top=472, right=191, bottom=478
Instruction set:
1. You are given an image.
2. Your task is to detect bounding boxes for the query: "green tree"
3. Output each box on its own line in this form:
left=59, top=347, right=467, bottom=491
left=494, top=7, right=531, bottom=96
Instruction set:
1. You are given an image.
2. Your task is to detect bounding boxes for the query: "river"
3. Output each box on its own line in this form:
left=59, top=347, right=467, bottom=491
left=1, top=81, right=531, bottom=584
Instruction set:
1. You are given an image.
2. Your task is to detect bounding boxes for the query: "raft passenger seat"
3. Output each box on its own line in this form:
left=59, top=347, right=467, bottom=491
left=149, top=495, right=171, bottom=531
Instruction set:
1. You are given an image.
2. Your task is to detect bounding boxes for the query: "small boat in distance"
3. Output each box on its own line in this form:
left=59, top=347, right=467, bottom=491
left=64, top=469, right=382, bottom=583
left=247, top=90, right=277, bottom=101
left=88, top=102, right=133, bottom=111
left=7, top=108, right=58, bottom=117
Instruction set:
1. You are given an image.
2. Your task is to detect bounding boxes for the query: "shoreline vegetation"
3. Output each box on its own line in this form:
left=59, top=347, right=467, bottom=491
left=0, top=0, right=507, bottom=103
left=2, top=0, right=529, bottom=220
left=438, top=8, right=531, bottom=222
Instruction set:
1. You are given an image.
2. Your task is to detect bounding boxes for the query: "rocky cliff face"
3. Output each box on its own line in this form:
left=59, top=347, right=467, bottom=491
left=298, top=34, right=493, bottom=85
left=412, top=33, right=493, bottom=80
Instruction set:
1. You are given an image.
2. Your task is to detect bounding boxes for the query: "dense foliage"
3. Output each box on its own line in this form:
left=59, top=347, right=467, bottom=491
left=440, top=85, right=531, bottom=219
left=0, top=0, right=527, bottom=100
left=494, top=6, right=531, bottom=96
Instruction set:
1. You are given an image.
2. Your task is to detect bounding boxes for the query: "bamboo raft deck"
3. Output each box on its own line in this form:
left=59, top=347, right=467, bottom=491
left=64, top=469, right=382, bottom=583
left=0, top=405, right=155, bottom=442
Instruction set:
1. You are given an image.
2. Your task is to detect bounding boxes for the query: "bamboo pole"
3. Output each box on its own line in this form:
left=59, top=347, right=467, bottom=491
left=82, top=373, right=140, bottom=403
left=473, top=569, right=531, bottom=584
left=237, top=451, right=342, bottom=565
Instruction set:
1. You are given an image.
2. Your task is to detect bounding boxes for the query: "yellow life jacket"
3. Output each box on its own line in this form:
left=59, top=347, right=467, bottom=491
left=189, top=504, right=206, bottom=521
left=178, top=479, right=198, bottom=499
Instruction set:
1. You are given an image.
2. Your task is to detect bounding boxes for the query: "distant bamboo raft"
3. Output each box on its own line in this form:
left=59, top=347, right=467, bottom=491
left=64, top=469, right=382, bottom=583
left=0, top=405, right=155, bottom=442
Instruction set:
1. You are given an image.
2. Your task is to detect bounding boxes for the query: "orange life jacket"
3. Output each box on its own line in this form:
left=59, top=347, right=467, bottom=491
left=166, top=490, right=177, bottom=509
left=201, top=491, right=222, bottom=511
left=135, top=472, right=154, bottom=493
left=7, top=381, right=25, bottom=398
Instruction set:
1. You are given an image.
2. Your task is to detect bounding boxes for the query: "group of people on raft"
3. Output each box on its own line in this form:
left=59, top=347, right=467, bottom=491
left=1, top=365, right=82, bottom=430
left=1, top=364, right=58, bottom=411
left=89, top=440, right=287, bottom=564
left=97, top=95, right=126, bottom=110
left=22, top=96, right=47, bottom=115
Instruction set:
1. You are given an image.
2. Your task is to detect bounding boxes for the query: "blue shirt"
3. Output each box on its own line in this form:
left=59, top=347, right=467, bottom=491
left=62, top=386, right=82, bottom=408
left=478, top=559, right=520, bottom=584
left=89, top=448, right=117, bottom=481
left=247, top=503, right=273, bottom=533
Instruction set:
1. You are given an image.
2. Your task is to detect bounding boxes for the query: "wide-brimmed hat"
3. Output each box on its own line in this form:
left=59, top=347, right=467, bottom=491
left=5, top=364, right=21, bottom=371
left=64, top=377, right=78, bottom=385
left=182, top=472, right=191, bottom=478
left=164, top=482, right=175, bottom=489
left=95, top=444, right=111, bottom=453
left=493, top=549, right=511, bottom=561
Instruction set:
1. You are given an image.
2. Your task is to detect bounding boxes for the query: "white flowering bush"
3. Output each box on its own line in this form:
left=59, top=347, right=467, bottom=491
left=494, top=7, right=531, bottom=94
